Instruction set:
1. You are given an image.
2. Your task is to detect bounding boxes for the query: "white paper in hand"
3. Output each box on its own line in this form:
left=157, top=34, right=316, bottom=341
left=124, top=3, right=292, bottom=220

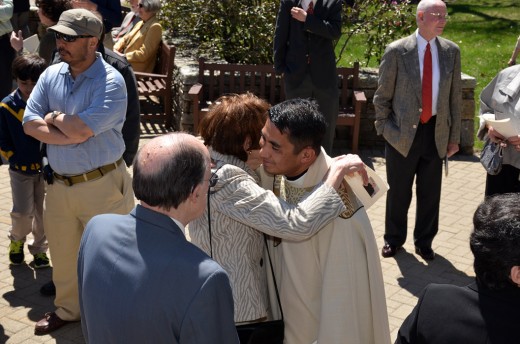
left=23, top=34, right=40, bottom=54
left=345, top=165, right=388, bottom=209
left=480, top=113, right=518, bottom=139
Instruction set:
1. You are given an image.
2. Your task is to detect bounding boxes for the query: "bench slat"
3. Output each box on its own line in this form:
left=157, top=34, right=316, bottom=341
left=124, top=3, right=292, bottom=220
left=191, top=59, right=364, bottom=152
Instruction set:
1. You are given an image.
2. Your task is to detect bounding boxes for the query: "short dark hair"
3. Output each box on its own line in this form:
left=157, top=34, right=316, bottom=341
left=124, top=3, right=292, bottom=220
left=267, top=98, right=327, bottom=155
left=36, top=0, right=72, bottom=23
left=200, top=93, right=269, bottom=162
left=471, top=193, right=520, bottom=290
left=132, top=133, right=208, bottom=210
left=12, top=54, right=47, bottom=81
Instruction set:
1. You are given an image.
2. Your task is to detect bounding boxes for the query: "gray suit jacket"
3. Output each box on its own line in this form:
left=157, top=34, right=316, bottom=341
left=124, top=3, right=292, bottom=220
left=373, top=33, right=462, bottom=158
left=78, top=205, right=239, bottom=344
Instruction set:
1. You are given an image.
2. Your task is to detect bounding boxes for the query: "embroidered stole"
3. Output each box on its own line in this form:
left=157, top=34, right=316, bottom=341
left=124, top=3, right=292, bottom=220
left=273, top=176, right=356, bottom=219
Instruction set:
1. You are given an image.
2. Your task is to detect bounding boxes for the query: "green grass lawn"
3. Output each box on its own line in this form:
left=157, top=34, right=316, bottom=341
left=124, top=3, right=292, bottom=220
left=336, top=0, right=520, bottom=150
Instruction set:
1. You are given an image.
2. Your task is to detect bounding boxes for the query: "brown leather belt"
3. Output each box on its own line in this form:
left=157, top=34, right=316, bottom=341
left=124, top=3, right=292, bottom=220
left=53, top=157, right=124, bottom=186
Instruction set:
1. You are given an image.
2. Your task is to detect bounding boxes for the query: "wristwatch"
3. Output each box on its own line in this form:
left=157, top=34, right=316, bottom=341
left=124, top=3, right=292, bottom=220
left=51, top=111, right=61, bottom=123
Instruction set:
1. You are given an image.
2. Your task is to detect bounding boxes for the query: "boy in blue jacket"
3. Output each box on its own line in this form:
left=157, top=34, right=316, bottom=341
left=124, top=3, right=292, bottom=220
left=0, top=54, right=49, bottom=268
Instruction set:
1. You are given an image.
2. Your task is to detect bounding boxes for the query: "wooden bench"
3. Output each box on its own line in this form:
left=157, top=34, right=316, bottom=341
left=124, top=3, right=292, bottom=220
left=189, top=58, right=285, bottom=134
left=135, top=40, right=176, bottom=129
left=189, top=59, right=365, bottom=152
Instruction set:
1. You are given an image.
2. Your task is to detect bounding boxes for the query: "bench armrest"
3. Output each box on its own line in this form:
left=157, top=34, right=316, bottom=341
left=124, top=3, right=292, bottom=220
left=188, top=83, right=203, bottom=97
left=189, top=83, right=203, bottom=133
left=354, top=90, right=367, bottom=103
left=134, top=71, right=167, bottom=79
left=353, top=90, right=366, bottom=116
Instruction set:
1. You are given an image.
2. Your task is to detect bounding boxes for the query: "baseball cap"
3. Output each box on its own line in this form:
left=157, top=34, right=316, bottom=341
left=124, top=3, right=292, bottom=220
left=49, top=9, right=103, bottom=39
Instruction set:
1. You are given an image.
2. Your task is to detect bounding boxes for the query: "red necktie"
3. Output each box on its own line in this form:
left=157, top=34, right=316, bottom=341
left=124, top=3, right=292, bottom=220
left=421, top=42, right=432, bottom=124
left=307, top=1, right=314, bottom=14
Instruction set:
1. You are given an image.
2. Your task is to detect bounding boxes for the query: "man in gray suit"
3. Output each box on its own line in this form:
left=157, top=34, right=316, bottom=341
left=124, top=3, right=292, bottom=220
left=78, top=133, right=239, bottom=343
left=373, top=0, right=461, bottom=260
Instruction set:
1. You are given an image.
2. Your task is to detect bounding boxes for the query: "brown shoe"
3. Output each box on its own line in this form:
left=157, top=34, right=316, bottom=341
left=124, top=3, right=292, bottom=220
left=381, top=244, right=400, bottom=258
left=35, top=312, right=71, bottom=335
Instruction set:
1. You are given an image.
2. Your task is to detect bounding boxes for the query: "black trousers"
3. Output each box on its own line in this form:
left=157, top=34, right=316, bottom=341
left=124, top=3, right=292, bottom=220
left=485, top=163, right=520, bottom=196
left=0, top=33, right=15, bottom=100
left=285, top=73, right=339, bottom=155
left=384, top=118, right=442, bottom=249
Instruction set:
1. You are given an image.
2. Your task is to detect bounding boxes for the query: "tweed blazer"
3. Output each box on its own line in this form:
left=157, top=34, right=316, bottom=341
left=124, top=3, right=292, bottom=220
left=114, top=15, right=162, bottom=73
left=373, top=33, right=462, bottom=158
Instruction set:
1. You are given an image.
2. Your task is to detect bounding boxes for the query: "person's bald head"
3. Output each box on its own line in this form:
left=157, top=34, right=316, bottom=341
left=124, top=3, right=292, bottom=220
left=133, top=133, right=210, bottom=211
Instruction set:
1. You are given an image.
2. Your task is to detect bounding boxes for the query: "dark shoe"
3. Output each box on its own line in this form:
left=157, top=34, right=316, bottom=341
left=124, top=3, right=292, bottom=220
left=415, top=247, right=435, bottom=260
left=381, top=244, right=400, bottom=258
left=33, top=253, right=50, bottom=269
left=9, top=240, right=24, bottom=265
left=35, top=312, right=71, bottom=335
left=40, top=281, right=56, bottom=296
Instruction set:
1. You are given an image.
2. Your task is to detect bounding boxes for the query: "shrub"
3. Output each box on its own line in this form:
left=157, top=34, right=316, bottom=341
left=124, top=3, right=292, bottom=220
left=160, top=0, right=278, bottom=64
left=338, top=0, right=415, bottom=65
left=160, top=0, right=415, bottom=65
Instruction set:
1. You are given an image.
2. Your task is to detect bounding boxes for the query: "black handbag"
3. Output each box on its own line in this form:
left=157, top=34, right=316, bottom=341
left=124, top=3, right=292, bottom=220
left=236, top=318, right=284, bottom=344
left=235, top=235, right=284, bottom=344
left=207, top=179, right=284, bottom=344
left=480, top=139, right=503, bottom=175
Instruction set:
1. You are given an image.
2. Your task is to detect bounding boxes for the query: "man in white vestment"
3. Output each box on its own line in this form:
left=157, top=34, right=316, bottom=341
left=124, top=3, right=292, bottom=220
left=258, top=98, right=390, bottom=344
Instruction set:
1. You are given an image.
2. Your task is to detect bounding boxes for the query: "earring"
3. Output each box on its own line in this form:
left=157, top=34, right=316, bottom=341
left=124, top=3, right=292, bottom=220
left=248, top=150, right=252, bottom=155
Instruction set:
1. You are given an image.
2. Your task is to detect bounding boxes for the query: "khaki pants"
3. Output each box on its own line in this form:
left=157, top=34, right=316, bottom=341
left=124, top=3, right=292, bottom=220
left=44, top=163, right=134, bottom=321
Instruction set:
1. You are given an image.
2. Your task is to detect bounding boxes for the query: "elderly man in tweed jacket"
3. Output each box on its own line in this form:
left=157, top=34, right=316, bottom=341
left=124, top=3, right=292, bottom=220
left=373, top=0, right=461, bottom=261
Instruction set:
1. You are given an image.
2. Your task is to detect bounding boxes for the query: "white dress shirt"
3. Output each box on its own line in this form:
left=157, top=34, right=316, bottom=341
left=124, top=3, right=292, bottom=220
left=301, top=0, right=316, bottom=12
left=417, top=30, right=440, bottom=116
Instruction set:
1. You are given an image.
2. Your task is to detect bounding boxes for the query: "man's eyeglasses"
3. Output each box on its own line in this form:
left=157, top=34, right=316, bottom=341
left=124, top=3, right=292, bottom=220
left=208, top=171, right=219, bottom=188
left=54, top=32, right=93, bottom=42
left=191, top=169, right=219, bottom=194
left=428, top=12, right=449, bottom=20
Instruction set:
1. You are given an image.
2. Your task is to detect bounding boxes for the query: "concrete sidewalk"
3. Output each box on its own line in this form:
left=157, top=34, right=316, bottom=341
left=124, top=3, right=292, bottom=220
left=0, top=143, right=485, bottom=343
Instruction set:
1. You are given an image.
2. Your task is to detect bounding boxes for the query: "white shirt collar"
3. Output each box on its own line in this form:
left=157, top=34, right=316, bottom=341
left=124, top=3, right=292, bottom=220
left=416, top=29, right=437, bottom=52
left=170, top=217, right=186, bottom=235
left=301, top=0, right=316, bottom=11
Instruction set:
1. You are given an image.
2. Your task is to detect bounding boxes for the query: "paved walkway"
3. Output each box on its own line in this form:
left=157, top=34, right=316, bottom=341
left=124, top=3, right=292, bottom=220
left=0, top=137, right=485, bottom=343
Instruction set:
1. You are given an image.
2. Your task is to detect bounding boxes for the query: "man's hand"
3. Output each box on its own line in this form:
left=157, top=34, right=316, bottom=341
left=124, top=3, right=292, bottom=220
left=323, top=154, right=368, bottom=190
left=10, top=30, right=23, bottom=52
left=291, top=7, right=307, bottom=22
left=446, top=143, right=459, bottom=158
